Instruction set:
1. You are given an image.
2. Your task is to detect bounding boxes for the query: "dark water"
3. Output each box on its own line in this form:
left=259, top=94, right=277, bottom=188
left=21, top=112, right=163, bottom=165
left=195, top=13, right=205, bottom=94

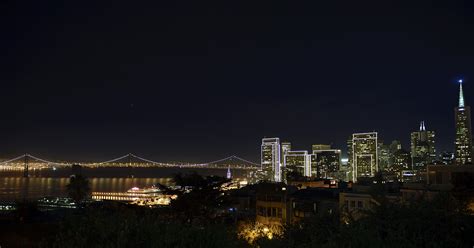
left=0, top=167, right=249, bottom=201
left=0, top=177, right=172, bottom=201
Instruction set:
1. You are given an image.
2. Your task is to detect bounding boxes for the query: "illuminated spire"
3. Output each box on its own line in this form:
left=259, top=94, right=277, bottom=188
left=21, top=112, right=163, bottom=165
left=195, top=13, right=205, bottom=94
left=419, top=121, right=426, bottom=131
left=459, top=79, right=465, bottom=108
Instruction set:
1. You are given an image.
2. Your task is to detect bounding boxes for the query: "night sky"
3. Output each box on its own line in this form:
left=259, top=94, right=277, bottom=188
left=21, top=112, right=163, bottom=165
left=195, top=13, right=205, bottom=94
left=2, top=0, right=474, bottom=162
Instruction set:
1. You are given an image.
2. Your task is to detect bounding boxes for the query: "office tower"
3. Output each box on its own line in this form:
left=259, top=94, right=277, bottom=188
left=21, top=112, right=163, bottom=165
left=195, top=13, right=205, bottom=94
left=378, top=141, right=390, bottom=172
left=393, top=149, right=411, bottom=173
left=347, top=138, right=354, bottom=180
left=388, top=140, right=402, bottom=169
left=411, top=121, right=436, bottom=168
left=280, top=142, right=292, bottom=181
left=311, top=148, right=341, bottom=178
left=347, top=138, right=353, bottom=168
left=455, top=80, right=473, bottom=164
left=283, top=150, right=311, bottom=179
left=389, top=140, right=402, bottom=153
left=281, top=142, right=292, bottom=158
left=312, top=144, right=331, bottom=152
left=352, top=132, right=378, bottom=182
left=261, top=138, right=281, bottom=182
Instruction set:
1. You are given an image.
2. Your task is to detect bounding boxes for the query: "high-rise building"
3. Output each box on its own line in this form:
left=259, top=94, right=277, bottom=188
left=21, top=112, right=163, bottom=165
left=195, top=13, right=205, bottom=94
left=280, top=142, right=292, bottom=181
left=261, top=138, right=281, bottom=182
left=281, top=142, right=292, bottom=158
left=283, top=150, right=311, bottom=178
left=311, top=148, right=341, bottom=178
left=411, top=121, right=436, bottom=168
left=347, top=138, right=353, bottom=170
left=352, top=132, right=378, bottom=181
left=388, top=140, right=402, bottom=169
left=378, top=141, right=390, bottom=172
left=393, top=149, right=411, bottom=173
left=455, top=80, right=473, bottom=165
left=389, top=140, right=402, bottom=153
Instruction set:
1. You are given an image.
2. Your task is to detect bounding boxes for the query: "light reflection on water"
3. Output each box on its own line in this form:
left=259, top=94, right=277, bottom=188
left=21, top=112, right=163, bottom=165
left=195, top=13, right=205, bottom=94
left=0, top=167, right=248, bottom=201
left=0, top=177, right=172, bottom=201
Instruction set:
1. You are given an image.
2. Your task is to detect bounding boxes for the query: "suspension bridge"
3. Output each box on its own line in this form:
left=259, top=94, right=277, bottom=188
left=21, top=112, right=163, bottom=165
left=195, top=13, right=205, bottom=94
left=0, top=153, right=260, bottom=177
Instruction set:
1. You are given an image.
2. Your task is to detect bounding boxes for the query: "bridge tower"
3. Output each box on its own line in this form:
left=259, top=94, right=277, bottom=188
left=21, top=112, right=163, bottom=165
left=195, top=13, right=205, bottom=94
left=128, top=153, right=134, bottom=178
left=23, top=153, right=29, bottom=178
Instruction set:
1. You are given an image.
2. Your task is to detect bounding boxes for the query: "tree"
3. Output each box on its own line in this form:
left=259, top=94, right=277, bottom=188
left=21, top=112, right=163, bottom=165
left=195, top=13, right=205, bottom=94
left=42, top=207, right=242, bottom=248
left=66, top=174, right=91, bottom=204
left=161, top=172, right=231, bottom=224
left=14, top=200, right=40, bottom=222
left=256, top=192, right=474, bottom=248
left=286, top=170, right=305, bottom=181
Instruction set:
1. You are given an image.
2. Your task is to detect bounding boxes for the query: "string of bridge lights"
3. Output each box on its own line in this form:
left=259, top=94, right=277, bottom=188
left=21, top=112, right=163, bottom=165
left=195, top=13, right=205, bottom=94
left=0, top=153, right=260, bottom=167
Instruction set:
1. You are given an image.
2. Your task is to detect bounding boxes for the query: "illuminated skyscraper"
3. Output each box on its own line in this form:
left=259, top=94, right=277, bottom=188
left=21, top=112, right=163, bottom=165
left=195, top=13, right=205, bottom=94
left=378, top=141, right=390, bottom=172
left=281, top=142, right=292, bottom=159
left=352, top=132, right=378, bottom=181
left=311, top=148, right=341, bottom=178
left=347, top=138, right=353, bottom=170
left=411, top=121, right=436, bottom=168
left=393, top=148, right=411, bottom=173
left=454, top=80, right=473, bottom=165
left=283, top=150, right=311, bottom=178
left=388, top=140, right=402, bottom=168
left=261, top=138, right=281, bottom=182
left=280, top=142, right=292, bottom=181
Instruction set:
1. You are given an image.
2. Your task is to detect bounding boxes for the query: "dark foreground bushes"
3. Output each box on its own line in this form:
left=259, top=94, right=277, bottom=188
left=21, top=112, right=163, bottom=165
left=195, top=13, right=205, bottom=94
left=41, top=205, right=242, bottom=248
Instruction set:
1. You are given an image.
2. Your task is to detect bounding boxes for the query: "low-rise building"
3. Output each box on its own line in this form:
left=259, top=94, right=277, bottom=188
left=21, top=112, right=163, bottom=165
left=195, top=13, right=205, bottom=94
left=287, top=178, right=339, bottom=189
left=427, top=164, right=474, bottom=186
left=339, top=182, right=400, bottom=221
left=255, top=183, right=296, bottom=226
left=289, top=188, right=340, bottom=223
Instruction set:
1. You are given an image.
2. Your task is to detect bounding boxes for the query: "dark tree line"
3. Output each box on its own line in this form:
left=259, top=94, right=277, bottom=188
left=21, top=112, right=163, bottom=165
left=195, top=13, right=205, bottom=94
left=36, top=173, right=474, bottom=247
left=253, top=192, right=474, bottom=248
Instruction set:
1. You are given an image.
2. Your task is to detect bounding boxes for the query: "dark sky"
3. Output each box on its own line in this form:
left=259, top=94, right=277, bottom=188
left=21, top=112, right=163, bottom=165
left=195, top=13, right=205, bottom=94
left=2, top=0, right=474, bottom=162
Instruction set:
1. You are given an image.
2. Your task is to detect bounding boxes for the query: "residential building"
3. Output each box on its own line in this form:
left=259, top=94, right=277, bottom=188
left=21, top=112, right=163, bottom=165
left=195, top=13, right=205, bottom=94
left=289, top=188, right=340, bottom=223
left=255, top=183, right=296, bottom=226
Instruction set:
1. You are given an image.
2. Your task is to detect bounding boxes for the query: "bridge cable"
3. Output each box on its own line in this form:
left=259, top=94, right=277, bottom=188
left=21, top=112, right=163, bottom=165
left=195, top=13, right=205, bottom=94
left=0, top=154, right=27, bottom=165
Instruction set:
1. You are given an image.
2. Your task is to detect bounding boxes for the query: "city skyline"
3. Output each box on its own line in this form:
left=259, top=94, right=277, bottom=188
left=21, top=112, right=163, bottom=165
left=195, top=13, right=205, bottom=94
left=3, top=1, right=474, bottom=161
left=2, top=1, right=474, bottom=246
